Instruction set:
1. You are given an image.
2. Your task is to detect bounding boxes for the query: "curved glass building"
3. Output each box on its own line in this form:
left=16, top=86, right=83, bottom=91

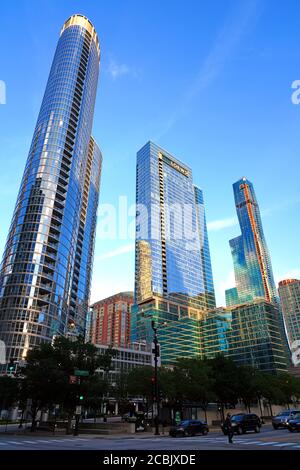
left=0, top=14, right=102, bottom=366
left=228, top=177, right=277, bottom=305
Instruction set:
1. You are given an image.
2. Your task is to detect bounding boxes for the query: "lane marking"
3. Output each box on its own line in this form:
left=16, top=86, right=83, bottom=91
left=257, top=442, right=278, bottom=446
left=273, top=442, right=297, bottom=447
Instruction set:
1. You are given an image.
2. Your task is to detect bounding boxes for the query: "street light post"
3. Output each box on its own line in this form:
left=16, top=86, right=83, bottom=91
left=151, top=320, right=160, bottom=436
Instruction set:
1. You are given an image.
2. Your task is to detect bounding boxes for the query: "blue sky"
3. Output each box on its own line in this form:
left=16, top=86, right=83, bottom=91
left=0, top=0, right=299, bottom=306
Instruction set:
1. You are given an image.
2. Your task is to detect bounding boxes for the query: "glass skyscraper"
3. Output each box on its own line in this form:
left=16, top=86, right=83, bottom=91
left=228, top=177, right=277, bottom=305
left=135, top=141, right=215, bottom=310
left=0, top=15, right=102, bottom=366
left=132, top=141, right=215, bottom=364
left=278, top=279, right=300, bottom=350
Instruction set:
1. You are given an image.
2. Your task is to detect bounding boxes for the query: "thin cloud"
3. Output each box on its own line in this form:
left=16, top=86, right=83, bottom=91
left=96, top=243, right=135, bottom=261
left=107, top=59, right=139, bottom=80
left=208, top=216, right=238, bottom=232
left=155, top=0, right=261, bottom=138
left=276, top=269, right=300, bottom=284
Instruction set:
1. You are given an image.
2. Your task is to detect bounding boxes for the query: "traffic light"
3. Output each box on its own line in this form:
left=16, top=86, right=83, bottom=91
left=79, top=395, right=84, bottom=401
left=7, top=360, right=17, bottom=375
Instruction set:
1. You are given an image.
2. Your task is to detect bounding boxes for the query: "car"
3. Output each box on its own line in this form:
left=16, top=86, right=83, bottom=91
left=221, top=413, right=261, bottom=435
left=272, top=410, right=300, bottom=430
left=287, top=412, right=300, bottom=432
left=169, top=419, right=209, bottom=437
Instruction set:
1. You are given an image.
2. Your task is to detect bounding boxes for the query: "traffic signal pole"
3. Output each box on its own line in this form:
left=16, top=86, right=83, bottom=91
left=151, top=321, right=160, bottom=436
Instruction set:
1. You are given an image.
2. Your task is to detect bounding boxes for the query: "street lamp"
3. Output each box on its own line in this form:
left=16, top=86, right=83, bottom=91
left=151, top=320, right=167, bottom=436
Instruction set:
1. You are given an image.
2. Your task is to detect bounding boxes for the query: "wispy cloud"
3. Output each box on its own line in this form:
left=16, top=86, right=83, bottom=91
left=107, top=59, right=139, bottom=80
left=207, top=216, right=238, bottom=232
left=155, top=0, right=261, bottom=138
left=215, top=270, right=236, bottom=307
left=96, top=243, right=135, bottom=261
left=276, top=269, right=300, bottom=284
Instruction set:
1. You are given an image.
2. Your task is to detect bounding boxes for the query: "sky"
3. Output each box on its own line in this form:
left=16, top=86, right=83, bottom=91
left=0, top=0, right=299, bottom=307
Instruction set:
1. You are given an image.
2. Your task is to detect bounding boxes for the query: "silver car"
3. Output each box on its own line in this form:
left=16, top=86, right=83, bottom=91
left=272, top=410, right=300, bottom=429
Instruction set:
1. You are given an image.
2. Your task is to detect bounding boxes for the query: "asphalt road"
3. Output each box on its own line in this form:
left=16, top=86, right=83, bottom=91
left=0, top=426, right=300, bottom=450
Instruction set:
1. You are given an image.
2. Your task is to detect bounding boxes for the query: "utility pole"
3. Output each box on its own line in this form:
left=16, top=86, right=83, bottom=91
left=151, top=320, right=159, bottom=435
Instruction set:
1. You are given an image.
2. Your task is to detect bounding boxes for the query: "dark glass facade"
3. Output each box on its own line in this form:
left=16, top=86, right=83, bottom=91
left=0, top=15, right=102, bottom=365
left=202, top=300, right=289, bottom=373
left=228, top=178, right=277, bottom=305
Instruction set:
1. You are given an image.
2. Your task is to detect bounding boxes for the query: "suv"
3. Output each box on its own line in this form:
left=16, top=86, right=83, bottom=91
left=169, top=419, right=209, bottom=437
left=272, top=410, right=300, bottom=430
left=222, top=414, right=261, bottom=435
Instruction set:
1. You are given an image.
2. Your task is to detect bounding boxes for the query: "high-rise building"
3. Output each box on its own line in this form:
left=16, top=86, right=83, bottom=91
left=134, top=141, right=215, bottom=310
left=228, top=177, right=277, bottom=305
left=90, top=292, right=134, bottom=348
left=0, top=15, right=102, bottom=366
left=278, top=279, right=300, bottom=350
left=132, top=141, right=215, bottom=364
left=225, top=287, right=239, bottom=307
left=202, top=299, right=289, bottom=373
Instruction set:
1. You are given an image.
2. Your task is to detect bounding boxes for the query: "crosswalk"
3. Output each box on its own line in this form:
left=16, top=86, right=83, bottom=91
left=0, top=435, right=300, bottom=449
left=130, top=435, right=300, bottom=449
left=0, top=437, right=89, bottom=448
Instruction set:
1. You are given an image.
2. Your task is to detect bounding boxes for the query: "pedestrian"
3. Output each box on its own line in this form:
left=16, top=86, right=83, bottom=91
left=224, top=413, right=234, bottom=444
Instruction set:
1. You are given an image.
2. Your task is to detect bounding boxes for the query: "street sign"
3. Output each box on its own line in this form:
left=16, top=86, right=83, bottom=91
left=74, top=369, right=89, bottom=377
left=75, top=406, right=82, bottom=415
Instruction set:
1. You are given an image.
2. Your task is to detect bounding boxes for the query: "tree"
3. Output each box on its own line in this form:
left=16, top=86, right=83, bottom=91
left=208, top=355, right=240, bottom=420
left=0, top=376, right=20, bottom=418
left=18, top=336, right=115, bottom=432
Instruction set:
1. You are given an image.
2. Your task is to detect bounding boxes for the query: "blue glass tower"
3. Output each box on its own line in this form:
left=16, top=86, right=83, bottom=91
left=135, top=141, right=215, bottom=310
left=133, top=142, right=215, bottom=364
left=0, top=15, right=102, bottom=365
left=228, top=177, right=277, bottom=305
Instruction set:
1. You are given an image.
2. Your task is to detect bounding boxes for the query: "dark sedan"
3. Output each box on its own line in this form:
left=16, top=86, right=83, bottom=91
left=169, top=419, right=209, bottom=437
left=287, top=413, right=300, bottom=432
left=272, top=410, right=300, bottom=429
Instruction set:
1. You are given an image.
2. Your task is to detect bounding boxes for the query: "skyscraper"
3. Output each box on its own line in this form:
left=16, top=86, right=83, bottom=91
left=228, top=177, right=277, bottom=305
left=132, top=141, right=215, bottom=363
left=0, top=15, right=102, bottom=366
left=135, top=141, right=215, bottom=310
left=278, top=279, right=300, bottom=350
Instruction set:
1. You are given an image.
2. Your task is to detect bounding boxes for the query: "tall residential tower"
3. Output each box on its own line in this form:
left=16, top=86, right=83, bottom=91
left=227, top=177, right=277, bottom=306
left=132, top=141, right=215, bottom=363
left=0, top=15, right=102, bottom=366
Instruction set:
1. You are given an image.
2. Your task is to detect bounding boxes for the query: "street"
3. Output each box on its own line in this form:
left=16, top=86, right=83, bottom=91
left=0, top=426, right=300, bottom=450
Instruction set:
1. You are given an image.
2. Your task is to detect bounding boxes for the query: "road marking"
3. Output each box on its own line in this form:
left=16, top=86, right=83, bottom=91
left=0, top=443, right=5, bottom=446
left=273, top=442, right=297, bottom=447
left=23, top=441, right=37, bottom=444
left=238, top=441, right=262, bottom=445
left=257, top=442, right=278, bottom=446
left=5, top=441, right=22, bottom=445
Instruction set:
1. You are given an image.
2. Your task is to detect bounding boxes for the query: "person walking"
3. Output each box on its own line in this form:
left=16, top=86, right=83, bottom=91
left=224, top=413, right=234, bottom=444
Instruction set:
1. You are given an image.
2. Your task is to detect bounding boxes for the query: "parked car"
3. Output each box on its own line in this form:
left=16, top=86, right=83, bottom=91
left=287, top=413, right=300, bottom=432
left=221, top=413, right=261, bottom=435
left=169, top=419, right=209, bottom=437
left=272, top=410, right=300, bottom=429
